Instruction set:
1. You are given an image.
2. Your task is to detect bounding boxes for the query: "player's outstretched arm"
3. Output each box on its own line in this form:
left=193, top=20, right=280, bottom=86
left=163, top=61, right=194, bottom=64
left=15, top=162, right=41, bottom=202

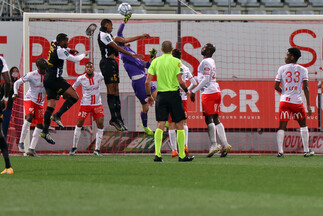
left=109, top=41, right=144, bottom=59
left=303, top=80, right=312, bottom=116
left=115, top=33, right=150, bottom=44
left=66, top=51, right=90, bottom=62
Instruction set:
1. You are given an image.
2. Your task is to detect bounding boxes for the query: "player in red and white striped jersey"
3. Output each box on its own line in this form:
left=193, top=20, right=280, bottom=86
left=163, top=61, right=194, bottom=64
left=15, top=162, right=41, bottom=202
left=13, top=58, right=47, bottom=157
left=274, top=47, right=314, bottom=157
left=190, top=43, right=232, bottom=158
left=69, top=62, right=104, bottom=156
left=168, top=49, right=197, bottom=157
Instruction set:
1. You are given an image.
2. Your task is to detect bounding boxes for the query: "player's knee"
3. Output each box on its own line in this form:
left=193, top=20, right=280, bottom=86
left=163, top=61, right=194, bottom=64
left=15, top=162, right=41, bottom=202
left=142, top=106, right=149, bottom=113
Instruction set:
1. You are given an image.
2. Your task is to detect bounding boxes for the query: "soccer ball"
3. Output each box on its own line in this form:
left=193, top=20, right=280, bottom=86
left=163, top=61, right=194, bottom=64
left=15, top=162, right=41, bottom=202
left=118, top=3, right=132, bottom=16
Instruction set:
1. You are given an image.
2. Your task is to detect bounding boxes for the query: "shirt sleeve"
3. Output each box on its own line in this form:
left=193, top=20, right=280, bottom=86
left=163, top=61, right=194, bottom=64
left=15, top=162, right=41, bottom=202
left=303, top=68, right=309, bottom=81
left=100, top=32, right=114, bottom=45
left=57, top=47, right=86, bottom=62
left=192, top=74, right=209, bottom=94
left=1, top=57, right=9, bottom=73
left=175, top=60, right=181, bottom=75
left=117, top=23, right=125, bottom=37
left=72, top=77, right=81, bottom=89
left=13, top=77, right=24, bottom=95
left=275, top=67, right=282, bottom=82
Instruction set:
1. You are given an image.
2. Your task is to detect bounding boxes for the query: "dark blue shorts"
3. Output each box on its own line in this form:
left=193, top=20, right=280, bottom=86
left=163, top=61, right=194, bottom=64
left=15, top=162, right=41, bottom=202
left=132, top=76, right=156, bottom=105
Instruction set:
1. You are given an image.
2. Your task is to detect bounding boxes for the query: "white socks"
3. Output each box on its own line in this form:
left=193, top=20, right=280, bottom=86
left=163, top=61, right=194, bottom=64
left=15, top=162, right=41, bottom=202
left=73, top=126, right=82, bottom=148
left=19, top=120, right=31, bottom=143
left=300, top=127, right=309, bottom=153
left=277, top=129, right=284, bottom=154
left=215, top=123, right=228, bottom=147
left=29, top=127, right=42, bottom=149
left=184, top=125, right=188, bottom=147
left=95, top=128, right=104, bottom=150
left=207, top=123, right=217, bottom=146
left=168, top=129, right=177, bottom=151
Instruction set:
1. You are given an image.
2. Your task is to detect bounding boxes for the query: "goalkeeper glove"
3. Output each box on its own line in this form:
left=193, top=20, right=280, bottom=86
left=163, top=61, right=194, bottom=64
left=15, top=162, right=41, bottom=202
left=149, top=48, right=157, bottom=60
left=124, top=14, right=132, bottom=23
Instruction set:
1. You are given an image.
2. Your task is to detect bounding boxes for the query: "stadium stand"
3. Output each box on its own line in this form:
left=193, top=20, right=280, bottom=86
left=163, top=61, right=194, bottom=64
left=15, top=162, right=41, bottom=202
left=309, top=0, right=323, bottom=7
left=95, top=0, right=117, bottom=6
left=48, top=0, right=69, bottom=5
left=142, top=0, right=165, bottom=6
left=166, top=0, right=188, bottom=6
left=117, top=0, right=141, bottom=6
left=2, top=0, right=323, bottom=20
left=285, top=0, right=308, bottom=7
left=189, top=0, right=212, bottom=7
left=261, top=0, right=284, bottom=7
left=213, top=0, right=237, bottom=7
left=247, top=10, right=267, bottom=14
left=237, top=0, right=260, bottom=7
left=25, top=0, right=45, bottom=4
left=272, top=10, right=291, bottom=14
left=295, top=10, right=315, bottom=14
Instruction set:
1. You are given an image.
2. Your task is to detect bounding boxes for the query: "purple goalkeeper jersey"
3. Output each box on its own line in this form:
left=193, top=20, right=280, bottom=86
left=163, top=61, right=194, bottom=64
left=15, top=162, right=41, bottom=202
left=118, top=23, right=150, bottom=79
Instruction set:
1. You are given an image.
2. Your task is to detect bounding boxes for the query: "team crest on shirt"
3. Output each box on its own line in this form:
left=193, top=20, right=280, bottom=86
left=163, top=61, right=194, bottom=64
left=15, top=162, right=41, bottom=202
left=64, top=51, right=69, bottom=56
left=106, top=36, right=112, bottom=42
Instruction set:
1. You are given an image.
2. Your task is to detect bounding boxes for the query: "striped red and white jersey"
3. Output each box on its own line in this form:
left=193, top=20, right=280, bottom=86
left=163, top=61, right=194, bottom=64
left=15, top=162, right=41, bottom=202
left=275, top=63, right=308, bottom=104
left=14, top=70, right=46, bottom=105
left=73, top=72, right=104, bottom=106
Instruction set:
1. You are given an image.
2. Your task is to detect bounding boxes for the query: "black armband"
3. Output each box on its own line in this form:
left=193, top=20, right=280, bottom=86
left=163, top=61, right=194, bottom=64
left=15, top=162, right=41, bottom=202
left=146, top=94, right=151, bottom=97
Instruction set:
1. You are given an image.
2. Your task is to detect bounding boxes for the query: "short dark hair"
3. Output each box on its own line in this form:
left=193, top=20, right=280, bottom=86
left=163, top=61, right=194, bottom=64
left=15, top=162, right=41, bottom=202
left=101, top=19, right=112, bottom=28
left=172, top=49, right=181, bottom=59
left=205, top=43, right=216, bottom=55
left=56, top=33, right=68, bottom=43
left=288, top=47, right=301, bottom=62
left=162, top=41, right=173, bottom=53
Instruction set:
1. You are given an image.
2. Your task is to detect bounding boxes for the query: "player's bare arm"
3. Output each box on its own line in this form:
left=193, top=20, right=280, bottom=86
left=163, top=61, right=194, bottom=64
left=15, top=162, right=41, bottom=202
left=145, top=73, right=154, bottom=106
left=303, top=80, right=311, bottom=116
left=1, top=71, right=11, bottom=110
left=177, top=74, right=188, bottom=95
left=109, top=41, right=144, bottom=59
left=115, top=33, right=151, bottom=44
left=274, top=81, right=282, bottom=93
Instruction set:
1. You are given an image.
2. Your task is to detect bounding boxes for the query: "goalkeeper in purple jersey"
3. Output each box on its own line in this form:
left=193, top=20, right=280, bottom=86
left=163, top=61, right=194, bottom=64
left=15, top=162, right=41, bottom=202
left=117, top=17, right=157, bottom=135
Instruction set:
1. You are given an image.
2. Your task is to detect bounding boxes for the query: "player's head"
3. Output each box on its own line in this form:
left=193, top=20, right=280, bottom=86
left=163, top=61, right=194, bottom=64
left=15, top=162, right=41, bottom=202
left=100, top=19, right=113, bottom=33
left=172, top=49, right=181, bottom=59
left=85, top=62, right=94, bottom=76
left=9, top=66, right=19, bottom=81
left=201, top=43, right=216, bottom=58
left=56, top=33, right=68, bottom=48
left=162, top=41, right=173, bottom=54
left=286, top=47, right=301, bottom=64
left=36, top=58, right=47, bottom=74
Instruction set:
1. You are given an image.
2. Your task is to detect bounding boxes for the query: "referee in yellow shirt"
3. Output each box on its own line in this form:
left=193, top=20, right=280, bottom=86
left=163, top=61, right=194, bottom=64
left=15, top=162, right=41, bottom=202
left=145, top=41, right=194, bottom=162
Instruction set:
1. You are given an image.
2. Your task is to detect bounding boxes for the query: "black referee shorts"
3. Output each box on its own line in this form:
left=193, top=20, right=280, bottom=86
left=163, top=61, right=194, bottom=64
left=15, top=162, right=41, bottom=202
left=44, top=76, right=71, bottom=100
left=155, top=91, right=186, bottom=123
left=99, top=58, right=119, bottom=84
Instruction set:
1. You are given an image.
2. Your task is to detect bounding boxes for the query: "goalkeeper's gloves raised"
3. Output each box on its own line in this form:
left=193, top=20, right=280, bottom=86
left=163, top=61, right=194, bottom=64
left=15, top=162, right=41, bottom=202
left=124, top=13, right=132, bottom=23
left=149, top=48, right=157, bottom=60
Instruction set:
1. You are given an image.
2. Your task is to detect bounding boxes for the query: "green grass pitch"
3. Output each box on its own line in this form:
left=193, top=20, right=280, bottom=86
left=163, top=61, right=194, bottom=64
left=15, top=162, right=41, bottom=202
left=1, top=155, right=323, bottom=216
